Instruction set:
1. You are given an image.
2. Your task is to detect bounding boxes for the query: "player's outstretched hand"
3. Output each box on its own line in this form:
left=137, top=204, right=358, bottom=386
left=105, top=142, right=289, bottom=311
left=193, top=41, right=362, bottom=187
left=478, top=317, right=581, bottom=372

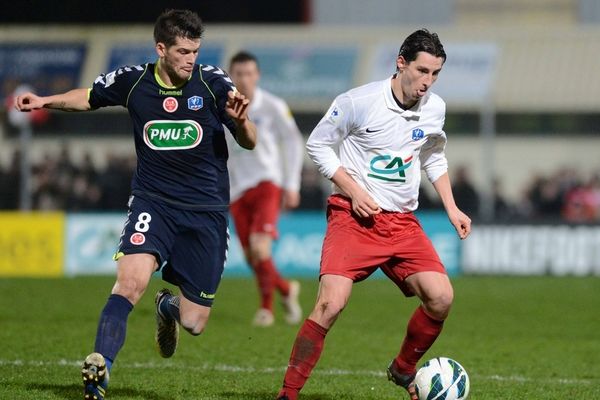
left=14, top=92, right=45, bottom=112
left=448, top=208, right=471, bottom=240
left=225, top=90, right=250, bottom=123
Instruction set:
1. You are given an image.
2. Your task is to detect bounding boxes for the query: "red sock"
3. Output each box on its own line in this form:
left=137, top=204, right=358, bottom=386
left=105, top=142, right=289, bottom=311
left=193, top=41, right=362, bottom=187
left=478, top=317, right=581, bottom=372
left=273, top=268, right=290, bottom=297
left=394, top=306, right=444, bottom=375
left=278, top=319, right=328, bottom=399
left=252, top=259, right=275, bottom=311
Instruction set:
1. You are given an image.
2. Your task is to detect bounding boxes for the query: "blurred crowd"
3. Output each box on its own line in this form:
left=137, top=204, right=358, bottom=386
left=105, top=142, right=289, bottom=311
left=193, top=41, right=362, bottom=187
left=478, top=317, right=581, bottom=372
left=0, top=148, right=135, bottom=211
left=442, top=166, right=600, bottom=223
left=0, top=148, right=326, bottom=212
left=1, top=149, right=599, bottom=223
left=522, top=168, right=600, bottom=223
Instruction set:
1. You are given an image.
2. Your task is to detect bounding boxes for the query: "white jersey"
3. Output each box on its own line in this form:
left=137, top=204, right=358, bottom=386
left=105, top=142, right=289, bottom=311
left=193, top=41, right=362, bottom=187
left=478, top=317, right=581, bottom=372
left=227, top=87, right=304, bottom=201
left=306, top=77, right=448, bottom=212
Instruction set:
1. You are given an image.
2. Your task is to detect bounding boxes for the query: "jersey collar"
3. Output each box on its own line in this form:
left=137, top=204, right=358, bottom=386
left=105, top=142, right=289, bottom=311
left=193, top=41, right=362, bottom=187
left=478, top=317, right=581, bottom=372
left=154, top=59, right=193, bottom=89
left=383, top=76, right=425, bottom=119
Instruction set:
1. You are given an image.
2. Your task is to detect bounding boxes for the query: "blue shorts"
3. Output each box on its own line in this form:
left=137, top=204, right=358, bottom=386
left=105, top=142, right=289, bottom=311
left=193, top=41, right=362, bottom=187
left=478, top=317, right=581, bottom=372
left=115, top=195, right=229, bottom=307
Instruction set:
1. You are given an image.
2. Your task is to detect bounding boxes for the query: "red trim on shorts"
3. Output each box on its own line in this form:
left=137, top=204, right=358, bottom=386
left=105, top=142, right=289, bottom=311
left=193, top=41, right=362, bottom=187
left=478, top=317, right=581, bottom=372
left=230, top=181, right=282, bottom=249
left=320, top=195, right=445, bottom=297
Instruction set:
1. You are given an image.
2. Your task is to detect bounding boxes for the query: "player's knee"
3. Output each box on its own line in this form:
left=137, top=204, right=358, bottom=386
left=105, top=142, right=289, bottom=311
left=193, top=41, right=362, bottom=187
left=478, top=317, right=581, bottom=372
left=112, top=277, right=147, bottom=305
left=249, top=244, right=271, bottom=263
left=423, top=289, right=454, bottom=320
left=248, top=235, right=272, bottom=263
left=180, top=315, right=208, bottom=336
left=313, top=299, right=345, bottom=325
left=180, top=312, right=208, bottom=336
left=186, top=324, right=205, bottom=336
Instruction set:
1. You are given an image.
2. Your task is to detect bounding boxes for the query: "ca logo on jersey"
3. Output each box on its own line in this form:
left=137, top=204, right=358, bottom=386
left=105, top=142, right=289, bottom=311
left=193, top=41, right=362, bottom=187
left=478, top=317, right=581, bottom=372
left=367, top=154, right=413, bottom=183
left=143, top=120, right=203, bottom=150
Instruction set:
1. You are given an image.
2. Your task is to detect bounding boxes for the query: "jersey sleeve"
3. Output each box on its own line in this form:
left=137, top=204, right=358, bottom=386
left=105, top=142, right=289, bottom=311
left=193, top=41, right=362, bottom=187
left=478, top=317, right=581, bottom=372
left=207, top=67, right=237, bottom=134
left=306, top=93, right=355, bottom=179
left=88, top=65, right=145, bottom=109
left=419, top=122, right=449, bottom=183
left=273, top=99, right=304, bottom=192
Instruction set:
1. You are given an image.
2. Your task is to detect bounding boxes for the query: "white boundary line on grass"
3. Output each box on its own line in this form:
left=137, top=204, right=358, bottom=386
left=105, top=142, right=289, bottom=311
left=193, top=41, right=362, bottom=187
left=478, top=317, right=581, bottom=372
left=0, top=359, right=595, bottom=386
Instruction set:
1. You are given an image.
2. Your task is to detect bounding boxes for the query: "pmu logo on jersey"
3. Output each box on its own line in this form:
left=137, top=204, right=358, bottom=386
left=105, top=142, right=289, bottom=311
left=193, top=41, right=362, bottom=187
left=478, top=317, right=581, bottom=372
left=187, top=96, right=203, bottom=111
left=412, top=128, right=425, bottom=141
left=143, top=120, right=203, bottom=150
left=163, top=97, right=178, bottom=113
left=367, top=154, right=413, bottom=183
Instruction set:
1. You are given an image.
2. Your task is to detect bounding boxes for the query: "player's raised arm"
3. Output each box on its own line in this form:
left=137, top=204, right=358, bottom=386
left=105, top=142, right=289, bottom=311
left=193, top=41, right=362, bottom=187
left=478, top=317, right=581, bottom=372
left=15, top=88, right=91, bottom=112
left=226, top=90, right=257, bottom=150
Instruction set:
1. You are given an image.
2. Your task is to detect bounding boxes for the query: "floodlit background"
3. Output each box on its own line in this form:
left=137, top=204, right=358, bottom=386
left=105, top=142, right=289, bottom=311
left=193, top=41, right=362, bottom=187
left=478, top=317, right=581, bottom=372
left=0, top=1, right=599, bottom=278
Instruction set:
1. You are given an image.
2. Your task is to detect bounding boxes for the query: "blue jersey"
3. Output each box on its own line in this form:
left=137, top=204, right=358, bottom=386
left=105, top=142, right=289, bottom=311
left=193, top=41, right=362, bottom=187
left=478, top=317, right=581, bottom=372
left=89, top=62, right=238, bottom=210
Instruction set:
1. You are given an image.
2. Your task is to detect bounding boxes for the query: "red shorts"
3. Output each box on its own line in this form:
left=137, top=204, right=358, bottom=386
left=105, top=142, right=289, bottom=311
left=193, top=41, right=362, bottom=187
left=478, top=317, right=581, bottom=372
left=320, top=195, right=445, bottom=297
left=230, top=181, right=282, bottom=249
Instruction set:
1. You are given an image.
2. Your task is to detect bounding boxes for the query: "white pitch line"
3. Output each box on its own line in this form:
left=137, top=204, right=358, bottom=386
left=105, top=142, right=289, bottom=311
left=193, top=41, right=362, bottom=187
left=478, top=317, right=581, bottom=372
left=0, top=359, right=596, bottom=386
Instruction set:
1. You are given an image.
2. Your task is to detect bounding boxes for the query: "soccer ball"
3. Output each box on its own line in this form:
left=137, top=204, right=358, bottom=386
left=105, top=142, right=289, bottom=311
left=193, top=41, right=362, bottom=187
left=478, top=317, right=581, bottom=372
left=414, top=357, right=470, bottom=400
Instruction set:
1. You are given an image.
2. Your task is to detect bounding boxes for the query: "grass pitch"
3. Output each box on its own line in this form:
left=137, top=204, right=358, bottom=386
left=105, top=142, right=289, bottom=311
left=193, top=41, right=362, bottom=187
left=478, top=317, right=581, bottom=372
left=0, top=275, right=599, bottom=399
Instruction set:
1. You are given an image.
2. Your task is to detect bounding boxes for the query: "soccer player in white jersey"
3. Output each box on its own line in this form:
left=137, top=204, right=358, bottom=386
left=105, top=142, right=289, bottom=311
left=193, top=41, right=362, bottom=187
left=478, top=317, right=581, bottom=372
left=226, top=51, right=304, bottom=327
left=276, top=30, right=471, bottom=400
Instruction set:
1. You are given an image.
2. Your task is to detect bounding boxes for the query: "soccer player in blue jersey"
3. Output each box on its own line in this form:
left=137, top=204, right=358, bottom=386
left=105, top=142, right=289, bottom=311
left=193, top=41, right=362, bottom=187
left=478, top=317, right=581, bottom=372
left=15, top=10, right=257, bottom=400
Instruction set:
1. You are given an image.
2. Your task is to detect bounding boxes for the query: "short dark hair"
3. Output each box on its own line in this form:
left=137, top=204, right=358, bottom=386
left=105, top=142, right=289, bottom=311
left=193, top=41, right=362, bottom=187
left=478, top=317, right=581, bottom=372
left=154, top=9, right=204, bottom=47
left=229, top=51, right=259, bottom=71
left=398, top=29, right=446, bottom=63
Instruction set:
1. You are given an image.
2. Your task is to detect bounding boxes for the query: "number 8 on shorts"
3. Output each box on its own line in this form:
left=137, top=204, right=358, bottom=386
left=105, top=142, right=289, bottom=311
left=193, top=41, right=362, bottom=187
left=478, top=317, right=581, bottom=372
left=129, top=212, right=151, bottom=245
left=135, top=212, right=152, bottom=232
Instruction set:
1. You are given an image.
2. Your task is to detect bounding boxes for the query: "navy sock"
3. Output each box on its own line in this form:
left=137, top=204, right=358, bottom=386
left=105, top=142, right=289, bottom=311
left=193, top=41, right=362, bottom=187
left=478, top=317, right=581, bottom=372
left=94, top=294, right=133, bottom=368
left=158, top=294, right=180, bottom=322
left=105, top=357, right=113, bottom=372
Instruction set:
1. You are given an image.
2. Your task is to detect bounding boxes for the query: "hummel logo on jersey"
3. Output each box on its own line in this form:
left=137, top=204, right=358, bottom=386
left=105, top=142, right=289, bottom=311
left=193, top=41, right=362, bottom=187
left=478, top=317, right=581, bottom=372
left=367, top=154, right=413, bottom=183
left=366, top=127, right=383, bottom=133
left=412, top=128, right=425, bottom=141
left=187, top=96, right=203, bottom=111
left=159, top=89, right=182, bottom=96
left=200, top=291, right=215, bottom=299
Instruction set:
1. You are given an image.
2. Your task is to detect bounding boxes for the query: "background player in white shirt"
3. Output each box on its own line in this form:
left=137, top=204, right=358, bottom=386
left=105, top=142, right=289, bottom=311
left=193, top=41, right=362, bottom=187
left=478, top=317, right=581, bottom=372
left=227, top=51, right=304, bottom=327
left=276, top=30, right=471, bottom=400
